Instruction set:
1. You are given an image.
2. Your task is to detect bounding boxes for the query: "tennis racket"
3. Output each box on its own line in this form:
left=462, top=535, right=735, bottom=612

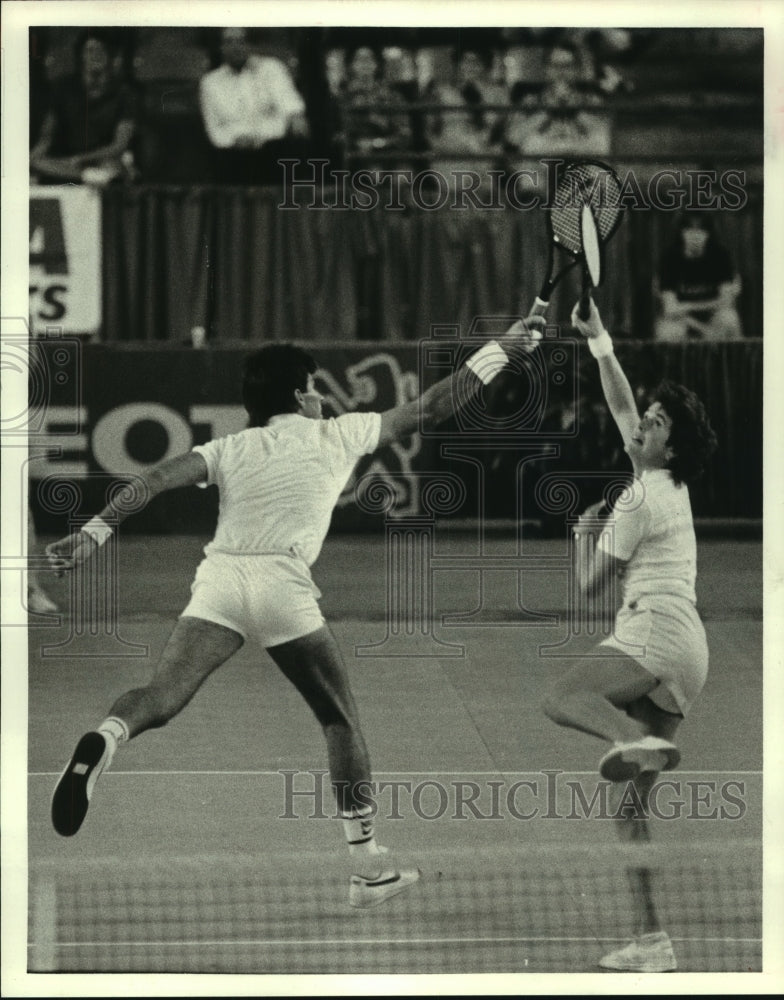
left=579, top=202, right=602, bottom=319
left=528, top=160, right=624, bottom=319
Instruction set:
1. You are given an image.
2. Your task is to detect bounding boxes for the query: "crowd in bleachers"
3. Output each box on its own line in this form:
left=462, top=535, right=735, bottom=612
left=27, top=26, right=762, bottom=343
left=29, top=25, right=762, bottom=188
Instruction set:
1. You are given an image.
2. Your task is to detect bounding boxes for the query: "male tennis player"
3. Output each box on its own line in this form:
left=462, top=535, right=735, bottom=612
left=47, top=324, right=542, bottom=907
left=542, top=298, right=717, bottom=970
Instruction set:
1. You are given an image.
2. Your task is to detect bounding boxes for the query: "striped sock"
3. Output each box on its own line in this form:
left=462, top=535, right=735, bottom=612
left=341, top=806, right=388, bottom=877
left=97, top=716, right=130, bottom=768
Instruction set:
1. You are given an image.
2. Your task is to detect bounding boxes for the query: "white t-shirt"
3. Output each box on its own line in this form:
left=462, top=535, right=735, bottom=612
left=598, top=468, right=698, bottom=604
left=193, top=411, right=381, bottom=565
left=199, top=55, right=305, bottom=149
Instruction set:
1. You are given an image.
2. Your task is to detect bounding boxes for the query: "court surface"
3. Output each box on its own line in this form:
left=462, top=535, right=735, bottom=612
left=24, top=533, right=763, bottom=978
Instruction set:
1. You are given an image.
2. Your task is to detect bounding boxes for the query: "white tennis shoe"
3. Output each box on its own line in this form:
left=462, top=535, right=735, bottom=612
left=599, top=930, right=677, bottom=971
left=599, top=735, right=680, bottom=782
left=349, top=868, right=421, bottom=908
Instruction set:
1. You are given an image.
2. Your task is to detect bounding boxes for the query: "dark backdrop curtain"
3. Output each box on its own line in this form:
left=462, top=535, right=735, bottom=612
left=101, top=185, right=762, bottom=343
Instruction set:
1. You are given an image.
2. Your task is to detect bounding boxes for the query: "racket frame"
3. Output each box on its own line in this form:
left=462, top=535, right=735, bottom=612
left=579, top=202, right=602, bottom=319
left=529, top=159, right=624, bottom=318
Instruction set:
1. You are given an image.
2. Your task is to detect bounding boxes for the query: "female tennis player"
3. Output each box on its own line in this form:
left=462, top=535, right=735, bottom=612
left=46, top=323, right=542, bottom=908
left=542, top=297, right=717, bottom=970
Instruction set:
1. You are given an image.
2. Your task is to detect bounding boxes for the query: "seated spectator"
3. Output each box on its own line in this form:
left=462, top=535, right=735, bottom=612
left=319, top=47, right=349, bottom=169
left=655, top=210, right=743, bottom=341
left=324, top=47, right=347, bottom=98
left=385, top=46, right=440, bottom=160
left=426, top=47, right=509, bottom=188
left=199, top=27, right=310, bottom=185
left=337, top=46, right=411, bottom=169
left=30, top=30, right=137, bottom=186
left=504, top=41, right=611, bottom=160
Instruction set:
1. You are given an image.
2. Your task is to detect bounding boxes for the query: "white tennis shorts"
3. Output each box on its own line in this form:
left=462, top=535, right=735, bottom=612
left=181, top=551, right=326, bottom=648
left=599, top=595, right=709, bottom=716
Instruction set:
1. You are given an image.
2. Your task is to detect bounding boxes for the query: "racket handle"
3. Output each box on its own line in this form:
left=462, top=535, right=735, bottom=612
left=578, top=288, right=592, bottom=321
left=528, top=297, right=549, bottom=318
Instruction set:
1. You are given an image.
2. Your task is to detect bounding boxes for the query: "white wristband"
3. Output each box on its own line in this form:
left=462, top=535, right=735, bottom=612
left=81, top=516, right=113, bottom=546
left=465, top=340, right=509, bottom=385
left=588, top=331, right=614, bottom=359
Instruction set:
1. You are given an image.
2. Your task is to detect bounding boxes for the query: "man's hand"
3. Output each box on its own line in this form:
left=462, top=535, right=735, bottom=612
left=45, top=532, right=98, bottom=577
left=570, top=298, right=607, bottom=340
left=498, top=315, right=545, bottom=355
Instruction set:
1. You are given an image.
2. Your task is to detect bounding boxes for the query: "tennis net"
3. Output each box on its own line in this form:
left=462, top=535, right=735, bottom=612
left=29, top=840, right=761, bottom=974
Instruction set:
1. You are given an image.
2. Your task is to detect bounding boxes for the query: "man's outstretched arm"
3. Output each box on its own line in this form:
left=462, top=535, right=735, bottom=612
left=377, top=317, right=544, bottom=446
left=46, top=452, right=207, bottom=575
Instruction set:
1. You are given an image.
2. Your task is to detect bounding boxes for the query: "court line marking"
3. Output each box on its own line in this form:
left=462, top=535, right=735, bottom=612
left=36, top=935, right=763, bottom=949
left=28, top=769, right=763, bottom=777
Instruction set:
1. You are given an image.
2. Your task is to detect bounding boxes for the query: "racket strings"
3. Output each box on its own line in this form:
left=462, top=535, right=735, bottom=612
left=551, top=164, right=623, bottom=254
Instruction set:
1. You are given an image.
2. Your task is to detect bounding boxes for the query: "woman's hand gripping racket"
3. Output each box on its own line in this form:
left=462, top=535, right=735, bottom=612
left=527, top=160, right=624, bottom=319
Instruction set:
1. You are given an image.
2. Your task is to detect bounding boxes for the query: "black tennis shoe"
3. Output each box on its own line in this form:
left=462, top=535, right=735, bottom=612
left=51, top=732, right=110, bottom=837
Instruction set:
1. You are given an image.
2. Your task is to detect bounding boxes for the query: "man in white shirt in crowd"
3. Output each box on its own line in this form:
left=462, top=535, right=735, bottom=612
left=199, top=27, right=310, bottom=185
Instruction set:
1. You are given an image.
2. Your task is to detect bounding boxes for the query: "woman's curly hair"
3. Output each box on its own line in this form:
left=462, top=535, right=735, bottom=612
left=652, top=380, right=718, bottom=485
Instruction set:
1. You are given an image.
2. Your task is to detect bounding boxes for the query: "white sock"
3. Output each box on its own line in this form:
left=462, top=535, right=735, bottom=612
left=341, top=806, right=389, bottom=878
left=97, top=716, right=130, bottom=769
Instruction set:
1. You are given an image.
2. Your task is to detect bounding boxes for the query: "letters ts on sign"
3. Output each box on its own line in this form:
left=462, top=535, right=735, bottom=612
left=29, top=187, right=102, bottom=336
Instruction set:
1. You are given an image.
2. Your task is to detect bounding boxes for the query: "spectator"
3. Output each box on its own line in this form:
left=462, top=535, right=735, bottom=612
left=504, top=42, right=611, bottom=160
left=30, top=30, right=137, bottom=187
left=426, top=47, right=509, bottom=188
left=386, top=46, right=440, bottom=161
left=199, top=27, right=310, bottom=185
left=337, top=46, right=411, bottom=169
left=324, top=47, right=347, bottom=98
left=655, top=211, right=743, bottom=341
left=318, top=47, right=349, bottom=170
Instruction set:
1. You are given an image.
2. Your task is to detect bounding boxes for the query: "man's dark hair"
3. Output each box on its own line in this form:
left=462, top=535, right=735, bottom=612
left=669, top=208, right=722, bottom=254
left=653, top=379, right=718, bottom=486
left=242, top=344, right=317, bottom=427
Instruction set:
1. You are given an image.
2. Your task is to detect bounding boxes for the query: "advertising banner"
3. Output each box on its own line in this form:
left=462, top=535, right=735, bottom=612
left=29, top=186, right=102, bottom=336
left=25, top=339, right=761, bottom=536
